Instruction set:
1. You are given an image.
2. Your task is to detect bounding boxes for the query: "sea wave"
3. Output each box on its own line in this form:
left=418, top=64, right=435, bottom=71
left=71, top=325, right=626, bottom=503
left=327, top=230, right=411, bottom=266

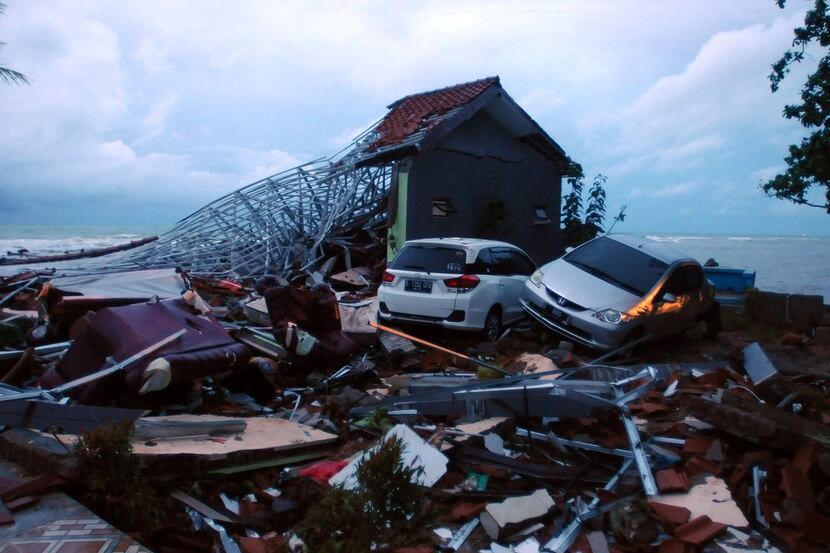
left=645, top=235, right=710, bottom=243
left=0, top=235, right=144, bottom=256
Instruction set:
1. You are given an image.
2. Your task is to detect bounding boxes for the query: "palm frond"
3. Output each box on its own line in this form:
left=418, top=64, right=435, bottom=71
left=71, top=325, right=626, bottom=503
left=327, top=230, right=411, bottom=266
left=0, top=66, right=29, bottom=85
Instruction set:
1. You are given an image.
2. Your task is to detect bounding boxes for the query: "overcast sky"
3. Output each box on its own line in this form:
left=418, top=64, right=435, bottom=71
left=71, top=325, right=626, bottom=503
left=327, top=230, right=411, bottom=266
left=1, top=0, right=828, bottom=236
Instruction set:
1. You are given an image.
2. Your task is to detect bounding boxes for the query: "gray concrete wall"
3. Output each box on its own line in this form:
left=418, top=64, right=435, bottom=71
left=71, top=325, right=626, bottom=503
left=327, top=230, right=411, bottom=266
left=405, top=110, right=562, bottom=263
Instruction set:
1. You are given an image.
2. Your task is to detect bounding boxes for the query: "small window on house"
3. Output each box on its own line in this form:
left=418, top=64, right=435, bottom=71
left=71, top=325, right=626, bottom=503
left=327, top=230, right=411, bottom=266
left=432, top=198, right=456, bottom=217
left=533, top=205, right=551, bottom=225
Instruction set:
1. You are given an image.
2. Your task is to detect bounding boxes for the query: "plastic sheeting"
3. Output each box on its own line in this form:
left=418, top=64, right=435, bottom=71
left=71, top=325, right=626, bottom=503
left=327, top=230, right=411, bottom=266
left=50, top=268, right=185, bottom=299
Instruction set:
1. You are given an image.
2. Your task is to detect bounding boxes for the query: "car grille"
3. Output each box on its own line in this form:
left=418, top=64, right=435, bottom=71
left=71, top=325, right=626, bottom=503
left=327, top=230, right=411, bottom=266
left=522, top=300, right=593, bottom=342
left=545, top=288, right=587, bottom=311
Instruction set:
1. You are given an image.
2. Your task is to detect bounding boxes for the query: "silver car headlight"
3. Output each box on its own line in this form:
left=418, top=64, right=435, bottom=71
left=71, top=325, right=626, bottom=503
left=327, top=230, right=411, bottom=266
left=592, top=309, right=633, bottom=325
left=529, top=269, right=544, bottom=288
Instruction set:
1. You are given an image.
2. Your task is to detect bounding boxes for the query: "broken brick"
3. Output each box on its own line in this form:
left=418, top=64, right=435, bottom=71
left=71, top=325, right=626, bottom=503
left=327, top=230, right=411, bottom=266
left=681, top=436, right=713, bottom=456
left=799, top=510, right=830, bottom=544
left=648, top=502, right=691, bottom=526
left=780, top=464, right=815, bottom=506
left=631, top=401, right=668, bottom=415
left=674, top=515, right=726, bottom=545
left=656, top=469, right=690, bottom=493
left=449, top=501, right=487, bottom=521
left=685, top=456, right=722, bottom=477
left=656, top=538, right=695, bottom=553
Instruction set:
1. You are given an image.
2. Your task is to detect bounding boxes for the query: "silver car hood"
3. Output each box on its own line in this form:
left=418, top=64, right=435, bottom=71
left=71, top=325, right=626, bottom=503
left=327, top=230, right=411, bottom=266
left=540, top=259, right=642, bottom=311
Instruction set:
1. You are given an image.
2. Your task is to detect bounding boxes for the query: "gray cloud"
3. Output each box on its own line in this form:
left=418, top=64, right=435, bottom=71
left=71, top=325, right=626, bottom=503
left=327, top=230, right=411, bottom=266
left=0, top=0, right=827, bottom=234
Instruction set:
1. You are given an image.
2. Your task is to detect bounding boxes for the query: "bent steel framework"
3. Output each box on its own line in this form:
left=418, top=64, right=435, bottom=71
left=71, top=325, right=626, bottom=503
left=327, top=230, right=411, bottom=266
left=108, top=123, right=393, bottom=278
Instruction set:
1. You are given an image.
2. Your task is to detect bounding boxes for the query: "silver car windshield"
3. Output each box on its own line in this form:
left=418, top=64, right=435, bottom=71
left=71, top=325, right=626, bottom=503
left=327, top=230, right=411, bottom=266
left=564, top=237, right=668, bottom=296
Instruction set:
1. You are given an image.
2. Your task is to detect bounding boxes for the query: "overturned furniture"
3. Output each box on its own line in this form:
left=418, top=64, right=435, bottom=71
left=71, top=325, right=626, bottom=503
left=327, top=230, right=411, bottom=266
left=264, top=285, right=361, bottom=368
left=39, top=297, right=251, bottom=404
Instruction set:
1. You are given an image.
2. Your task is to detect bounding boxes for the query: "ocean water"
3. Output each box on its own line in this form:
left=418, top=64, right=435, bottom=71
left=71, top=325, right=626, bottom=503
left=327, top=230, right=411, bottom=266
left=0, top=225, right=167, bottom=257
left=642, top=233, right=829, bottom=301
left=1, top=226, right=827, bottom=301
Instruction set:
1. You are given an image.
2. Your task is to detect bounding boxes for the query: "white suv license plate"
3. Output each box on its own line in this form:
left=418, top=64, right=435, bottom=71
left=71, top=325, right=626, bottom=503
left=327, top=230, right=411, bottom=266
left=405, top=279, right=433, bottom=293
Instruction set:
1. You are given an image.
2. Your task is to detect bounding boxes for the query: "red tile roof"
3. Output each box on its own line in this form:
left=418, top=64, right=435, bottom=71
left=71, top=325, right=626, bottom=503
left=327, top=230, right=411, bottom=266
left=368, top=77, right=499, bottom=151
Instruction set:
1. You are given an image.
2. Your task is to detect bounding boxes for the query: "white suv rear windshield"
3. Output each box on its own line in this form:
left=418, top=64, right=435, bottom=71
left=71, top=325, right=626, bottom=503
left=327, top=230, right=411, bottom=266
left=390, top=245, right=468, bottom=274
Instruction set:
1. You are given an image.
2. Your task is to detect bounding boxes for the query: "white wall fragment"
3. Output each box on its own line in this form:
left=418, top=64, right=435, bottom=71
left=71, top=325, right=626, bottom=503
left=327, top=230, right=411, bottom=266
left=329, top=424, right=448, bottom=489
left=479, top=489, right=555, bottom=539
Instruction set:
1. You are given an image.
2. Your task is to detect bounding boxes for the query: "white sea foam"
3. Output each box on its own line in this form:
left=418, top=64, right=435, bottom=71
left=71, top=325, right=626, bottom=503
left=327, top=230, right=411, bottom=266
left=0, top=235, right=144, bottom=256
left=645, top=235, right=709, bottom=243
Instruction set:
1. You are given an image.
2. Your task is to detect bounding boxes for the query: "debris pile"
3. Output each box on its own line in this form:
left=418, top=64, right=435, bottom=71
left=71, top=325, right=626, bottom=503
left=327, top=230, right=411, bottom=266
left=0, top=263, right=829, bottom=552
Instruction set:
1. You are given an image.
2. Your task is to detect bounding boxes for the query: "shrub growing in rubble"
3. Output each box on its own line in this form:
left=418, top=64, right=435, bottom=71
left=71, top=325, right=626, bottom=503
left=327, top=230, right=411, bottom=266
left=72, top=422, right=168, bottom=532
left=298, top=435, right=431, bottom=552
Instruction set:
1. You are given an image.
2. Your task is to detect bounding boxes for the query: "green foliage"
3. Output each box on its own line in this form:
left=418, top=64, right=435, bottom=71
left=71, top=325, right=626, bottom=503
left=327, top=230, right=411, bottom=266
left=766, top=0, right=830, bottom=212
left=562, top=162, right=613, bottom=249
left=585, top=173, right=607, bottom=228
left=561, top=161, right=585, bottom=228
left=298, top=436, right=431, bottom=552
left=0, top=2, right=29, bottom=85
left=72, top=423, right=168, bottom=532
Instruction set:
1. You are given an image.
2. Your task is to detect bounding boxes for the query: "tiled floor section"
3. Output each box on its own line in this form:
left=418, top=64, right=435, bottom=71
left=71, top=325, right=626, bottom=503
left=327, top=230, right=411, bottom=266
left=1, top=515, right=152, bottom=552
left=1, top=516, right=152, bottom=552
left=0, top=458, right=151, bottom=552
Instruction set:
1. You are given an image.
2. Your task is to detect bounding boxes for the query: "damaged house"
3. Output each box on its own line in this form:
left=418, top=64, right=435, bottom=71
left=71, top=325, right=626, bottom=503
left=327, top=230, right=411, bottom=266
left=360, top=77, right=570, bottom=263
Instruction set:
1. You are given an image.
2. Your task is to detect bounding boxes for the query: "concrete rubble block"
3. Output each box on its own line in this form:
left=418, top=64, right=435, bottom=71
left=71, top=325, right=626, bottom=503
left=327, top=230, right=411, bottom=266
left=337, top=297, right=378, bottom=338
left=243, top=297, right=271, bottom=326
left=379, top=331, right=418, bottom=354
left=651, top=475, right=749, bottom=527
left=330, top=267, right=373, bottom=290
left=609, top=500, right=659, bottom=546
left=742, top=342, right=778, bottom=385
left=507, top=352, right=559, bottom=380
left=479, top=488, right=555, bottom=540
left=745, top=291, right=824, bottom=330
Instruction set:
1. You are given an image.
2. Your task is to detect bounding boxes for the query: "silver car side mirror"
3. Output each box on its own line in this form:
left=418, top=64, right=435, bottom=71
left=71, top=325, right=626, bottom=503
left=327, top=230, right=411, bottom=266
left=661, top=292, right=677, bottom=303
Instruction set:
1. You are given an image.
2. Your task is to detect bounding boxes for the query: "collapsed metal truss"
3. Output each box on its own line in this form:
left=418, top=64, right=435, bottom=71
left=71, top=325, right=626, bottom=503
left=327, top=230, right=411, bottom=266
left=109, top=124, right=393, bottom=278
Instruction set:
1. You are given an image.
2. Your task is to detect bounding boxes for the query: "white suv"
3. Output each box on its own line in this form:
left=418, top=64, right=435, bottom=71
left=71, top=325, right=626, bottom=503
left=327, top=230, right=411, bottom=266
left=378, top=238, right=536, bottom=340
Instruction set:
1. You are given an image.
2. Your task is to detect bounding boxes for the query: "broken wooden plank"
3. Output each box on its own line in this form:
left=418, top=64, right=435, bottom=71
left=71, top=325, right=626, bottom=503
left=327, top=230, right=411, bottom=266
left=130, top=416, right=336, bottom=457
left=171, top=490, right=241, bottom=524
left=133, top=415, right=246, bottom=440
left=0, top=400, right=146, bottom=434
left=686, top=395, right=830, bottom=449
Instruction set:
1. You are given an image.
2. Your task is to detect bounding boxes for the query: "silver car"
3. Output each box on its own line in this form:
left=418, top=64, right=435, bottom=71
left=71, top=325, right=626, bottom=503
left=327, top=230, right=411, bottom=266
left=521, top=234, right=716, bottom=351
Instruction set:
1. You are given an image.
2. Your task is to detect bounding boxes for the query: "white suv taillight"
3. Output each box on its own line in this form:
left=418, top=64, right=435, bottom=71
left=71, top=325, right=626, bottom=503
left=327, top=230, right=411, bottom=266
left=444, top=274, right=480, bottom=293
